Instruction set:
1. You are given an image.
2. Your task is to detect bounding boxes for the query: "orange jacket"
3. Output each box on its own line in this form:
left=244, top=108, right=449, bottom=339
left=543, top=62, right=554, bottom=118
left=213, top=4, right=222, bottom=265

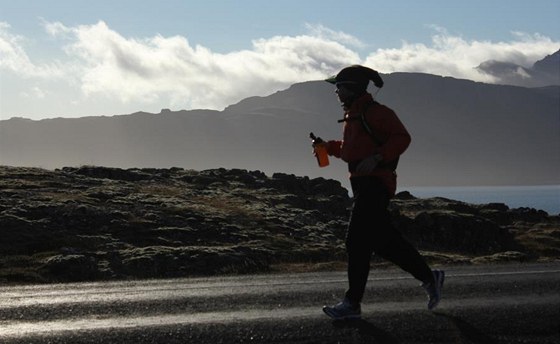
left=326, top=93, right=411, bottom=196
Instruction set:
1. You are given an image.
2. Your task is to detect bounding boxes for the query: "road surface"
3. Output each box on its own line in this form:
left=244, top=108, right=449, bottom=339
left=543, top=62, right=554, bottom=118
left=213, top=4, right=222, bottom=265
left=1, top=263, right=559, bottom=343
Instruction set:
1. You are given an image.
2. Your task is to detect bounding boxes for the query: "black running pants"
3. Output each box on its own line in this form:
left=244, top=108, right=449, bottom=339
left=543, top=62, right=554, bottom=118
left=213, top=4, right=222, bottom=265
left=344, top=176, right=434, bottom=304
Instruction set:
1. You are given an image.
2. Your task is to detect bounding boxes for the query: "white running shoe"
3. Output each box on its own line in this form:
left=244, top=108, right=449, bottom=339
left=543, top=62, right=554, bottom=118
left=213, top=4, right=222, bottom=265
left=322, top=298, right=361, bottom=320
left=423, top=269, right=445, bottom=310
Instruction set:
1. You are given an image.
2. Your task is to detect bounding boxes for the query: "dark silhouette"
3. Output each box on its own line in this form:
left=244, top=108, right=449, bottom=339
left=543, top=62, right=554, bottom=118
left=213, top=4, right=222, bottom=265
left=318, top=65, right=445, bottom=320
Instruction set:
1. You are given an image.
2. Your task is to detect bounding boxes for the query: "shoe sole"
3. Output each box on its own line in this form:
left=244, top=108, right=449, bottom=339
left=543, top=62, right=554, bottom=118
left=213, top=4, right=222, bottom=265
left=322, top=307, right=361, bottom=320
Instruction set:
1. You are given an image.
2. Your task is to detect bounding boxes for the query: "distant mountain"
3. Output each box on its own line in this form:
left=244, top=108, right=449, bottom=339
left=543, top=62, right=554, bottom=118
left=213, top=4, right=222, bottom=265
left=1, top=73, right=559, bottom=188
left=533, top=50, right=560, bottom=76
left=477, top=49, right=560, bottom=87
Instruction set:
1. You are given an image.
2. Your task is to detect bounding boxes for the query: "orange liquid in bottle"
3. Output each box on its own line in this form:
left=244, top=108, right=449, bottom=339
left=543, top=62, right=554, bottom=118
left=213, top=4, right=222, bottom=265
left=310, top=132, right=329, bottom=167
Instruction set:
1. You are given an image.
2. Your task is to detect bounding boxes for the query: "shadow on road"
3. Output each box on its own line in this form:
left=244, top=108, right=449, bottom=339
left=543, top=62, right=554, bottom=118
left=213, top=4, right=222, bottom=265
left=332, top=319, right=401, bottom=344
left=434, top=311, right=498, bottom=344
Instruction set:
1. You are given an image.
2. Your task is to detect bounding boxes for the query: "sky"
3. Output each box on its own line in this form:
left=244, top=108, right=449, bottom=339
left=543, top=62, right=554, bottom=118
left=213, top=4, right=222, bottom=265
left=0, top=0, right=559, bottom=121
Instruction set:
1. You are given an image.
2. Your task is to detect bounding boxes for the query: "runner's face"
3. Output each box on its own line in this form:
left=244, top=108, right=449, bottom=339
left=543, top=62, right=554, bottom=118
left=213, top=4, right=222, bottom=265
left=335, top=84, right=354, bottom=103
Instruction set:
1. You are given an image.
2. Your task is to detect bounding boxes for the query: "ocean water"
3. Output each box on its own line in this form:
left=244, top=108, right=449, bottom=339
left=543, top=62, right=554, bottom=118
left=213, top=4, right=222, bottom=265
left=400, top=185, right=560, bottom=215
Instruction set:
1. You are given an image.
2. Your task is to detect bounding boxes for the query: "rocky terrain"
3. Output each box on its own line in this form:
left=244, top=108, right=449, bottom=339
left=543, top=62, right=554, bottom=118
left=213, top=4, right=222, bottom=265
left=0, top=166, right=558, bottom=283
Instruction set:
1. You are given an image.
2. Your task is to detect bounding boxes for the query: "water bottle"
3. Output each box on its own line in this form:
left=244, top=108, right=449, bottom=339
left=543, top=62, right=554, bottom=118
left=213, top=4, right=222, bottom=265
left=310, top=132, right=329, bottom=167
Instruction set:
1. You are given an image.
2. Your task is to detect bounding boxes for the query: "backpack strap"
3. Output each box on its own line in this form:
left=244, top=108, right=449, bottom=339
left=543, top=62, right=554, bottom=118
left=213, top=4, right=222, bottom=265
left=360, top=101, right=399, bottom=171
left=360, top=101, right=383, bottom=146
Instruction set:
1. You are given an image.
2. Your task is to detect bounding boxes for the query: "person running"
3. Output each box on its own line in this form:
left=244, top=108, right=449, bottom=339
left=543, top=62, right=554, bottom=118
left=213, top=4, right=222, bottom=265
left=316, top=65, right=444, bottom=320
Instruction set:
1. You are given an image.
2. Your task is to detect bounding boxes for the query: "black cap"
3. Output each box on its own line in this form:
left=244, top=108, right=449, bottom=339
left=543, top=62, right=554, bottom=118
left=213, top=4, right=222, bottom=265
left=325, top=65, right=384, bottom=91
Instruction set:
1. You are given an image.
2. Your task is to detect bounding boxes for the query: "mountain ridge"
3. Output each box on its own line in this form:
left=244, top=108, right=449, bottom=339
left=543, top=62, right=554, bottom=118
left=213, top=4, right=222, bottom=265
left=477, top=49, right=560, bottom=87
left=1, top=71, right=558, bottom=187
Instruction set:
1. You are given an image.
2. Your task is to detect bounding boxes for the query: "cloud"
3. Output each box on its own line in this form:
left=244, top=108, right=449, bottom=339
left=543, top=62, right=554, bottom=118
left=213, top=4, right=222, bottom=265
left=364, top=27, right=559, bottom=83
left=304, top=23, right=366, bottom=49
left=43, top=20, right=73, bottom=38
left=44, top=21, right=360, bottom=110
left=20, top=86, right=47, bottom=99
left=0, top=22, right=64, bottom=79
left=2, top=21, right=559, bottom=115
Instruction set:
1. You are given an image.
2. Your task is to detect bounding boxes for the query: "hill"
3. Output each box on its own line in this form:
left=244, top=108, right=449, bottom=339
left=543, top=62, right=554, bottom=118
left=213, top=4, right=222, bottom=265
left=1, top=166, right=557, bottom=283
left=477, top=49, right=560, bottom=87
left=1, top=73, right=559, bottom=187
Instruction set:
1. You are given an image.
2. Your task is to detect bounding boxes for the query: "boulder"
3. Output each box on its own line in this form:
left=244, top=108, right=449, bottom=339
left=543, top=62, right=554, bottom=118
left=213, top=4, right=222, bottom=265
left=406, top=211, right=518, bottom=254
left=41, top=254, right=99, bottom=281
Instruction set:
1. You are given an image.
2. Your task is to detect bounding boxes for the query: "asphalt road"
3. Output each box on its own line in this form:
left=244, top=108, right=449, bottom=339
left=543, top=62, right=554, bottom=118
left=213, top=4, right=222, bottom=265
left=1, top=262, right=559, bottom=343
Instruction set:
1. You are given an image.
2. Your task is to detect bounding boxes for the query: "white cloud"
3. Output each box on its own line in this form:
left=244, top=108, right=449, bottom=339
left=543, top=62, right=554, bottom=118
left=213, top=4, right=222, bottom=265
left=43, top=20, right=73, bottom=38
left=48, top=21, right=361, bottom=110
left=20, top=86, right=47, bottom=99
left=1, top=20, right=558, bottom=117
left=0, top=22, right=64, bottom=79
left=304, top=23, right=366, bottom=49
left=364, top=27, right=559, bottom=83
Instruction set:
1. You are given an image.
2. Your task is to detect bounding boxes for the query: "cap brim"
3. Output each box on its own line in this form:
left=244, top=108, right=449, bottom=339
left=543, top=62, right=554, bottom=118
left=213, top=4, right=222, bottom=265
left=324, top=75, right=337, bottom=84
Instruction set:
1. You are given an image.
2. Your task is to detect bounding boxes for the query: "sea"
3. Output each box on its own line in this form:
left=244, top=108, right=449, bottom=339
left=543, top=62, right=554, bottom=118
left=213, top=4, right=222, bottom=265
left=399, top=185, right=560, bottom=215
